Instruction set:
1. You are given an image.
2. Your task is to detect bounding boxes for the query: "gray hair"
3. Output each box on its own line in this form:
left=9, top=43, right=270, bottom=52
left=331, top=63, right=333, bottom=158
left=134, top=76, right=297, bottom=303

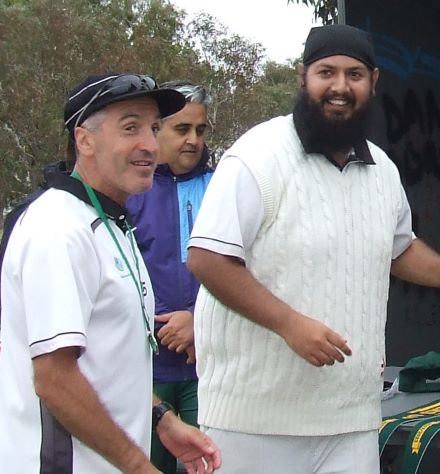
left=81, top=108, right=107, bottom=131
left=160, top=81, right=212, bottom=108
left=73, top=109, right=107, bottom=158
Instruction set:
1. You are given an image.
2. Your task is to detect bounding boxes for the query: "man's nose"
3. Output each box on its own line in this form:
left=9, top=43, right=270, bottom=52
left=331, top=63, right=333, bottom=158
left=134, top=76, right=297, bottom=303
left=330, top=72, right=350, bottom=93
left=186, top=128, right=198, bottom=145
left=139, top=130, right=158, bottom=154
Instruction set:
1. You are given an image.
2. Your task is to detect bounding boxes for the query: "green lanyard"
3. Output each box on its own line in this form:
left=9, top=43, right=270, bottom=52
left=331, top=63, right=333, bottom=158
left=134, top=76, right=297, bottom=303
left=71, top=170, right=159, bottom=354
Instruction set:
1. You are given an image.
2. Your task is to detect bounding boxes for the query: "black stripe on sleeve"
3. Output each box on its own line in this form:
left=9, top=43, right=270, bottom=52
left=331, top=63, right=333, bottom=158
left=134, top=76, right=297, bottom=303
left=30, top=332, right=86, bottom=348
left=188, top=236, right=244, bottom=249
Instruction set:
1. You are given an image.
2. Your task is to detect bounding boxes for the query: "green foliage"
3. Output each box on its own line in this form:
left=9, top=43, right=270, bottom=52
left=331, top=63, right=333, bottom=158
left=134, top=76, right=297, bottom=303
left=253, top=60, right=301, bottom=117
left=287, top=0, right=337, bottom=24
left=185, top=12, right=267, bottom=148
left=0, top=0, right=302, bottom=224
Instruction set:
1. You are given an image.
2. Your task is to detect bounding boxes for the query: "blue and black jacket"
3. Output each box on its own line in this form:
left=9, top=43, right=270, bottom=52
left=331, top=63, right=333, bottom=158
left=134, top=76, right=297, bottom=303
left=126, top=148, right=213, bottom=383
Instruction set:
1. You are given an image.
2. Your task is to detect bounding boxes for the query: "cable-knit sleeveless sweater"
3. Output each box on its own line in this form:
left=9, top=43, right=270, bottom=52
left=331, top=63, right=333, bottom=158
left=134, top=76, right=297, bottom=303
left=194, top=114, right=403, bottom=436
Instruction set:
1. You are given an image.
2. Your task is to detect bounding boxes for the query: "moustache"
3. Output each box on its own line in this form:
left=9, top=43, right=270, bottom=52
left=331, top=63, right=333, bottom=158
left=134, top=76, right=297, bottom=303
left=181, top=147, right=197, bottom=153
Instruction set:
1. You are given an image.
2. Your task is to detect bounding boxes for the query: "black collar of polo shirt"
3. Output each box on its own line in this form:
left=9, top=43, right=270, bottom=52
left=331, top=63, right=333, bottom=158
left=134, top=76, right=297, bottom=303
left=292, top=108, right=375, bottom=167
left=46, top=171, right=133, bottom=231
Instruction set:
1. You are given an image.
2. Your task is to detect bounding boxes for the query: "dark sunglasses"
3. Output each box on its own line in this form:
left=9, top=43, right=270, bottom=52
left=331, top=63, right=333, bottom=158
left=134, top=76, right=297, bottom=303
left=65, top=74, right=158, bottom=129
left=102, top=74, right=157, bottom=97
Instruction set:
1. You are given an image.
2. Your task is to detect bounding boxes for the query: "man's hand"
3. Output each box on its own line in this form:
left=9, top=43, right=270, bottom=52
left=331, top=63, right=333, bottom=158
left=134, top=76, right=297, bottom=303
left=157, top=413, right=221, bottom=474
left=155, top=311, right=194, bottom=353
left=279, top=312, right=352, bottom=367
left=187, top=248, right=351, bottom=368
left=185, top=344, right=196, bottom=365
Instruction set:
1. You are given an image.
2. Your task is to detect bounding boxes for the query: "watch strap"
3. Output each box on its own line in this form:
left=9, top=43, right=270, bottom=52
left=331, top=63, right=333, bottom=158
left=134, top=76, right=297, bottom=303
left=152, top=401, right=174, bottom=431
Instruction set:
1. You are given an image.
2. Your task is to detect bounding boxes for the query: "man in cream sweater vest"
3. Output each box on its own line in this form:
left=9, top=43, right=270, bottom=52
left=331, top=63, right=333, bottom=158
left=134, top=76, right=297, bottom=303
left=187, top=24, right=440, bottom=473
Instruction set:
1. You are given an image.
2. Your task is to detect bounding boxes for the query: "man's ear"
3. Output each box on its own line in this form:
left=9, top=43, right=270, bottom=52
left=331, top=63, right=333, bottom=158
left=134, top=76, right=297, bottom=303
left=298, top=63, right=306, bottom=87
left=371, top=67, right=380, bottom=96
left=74, top=127, right=94, bottom=157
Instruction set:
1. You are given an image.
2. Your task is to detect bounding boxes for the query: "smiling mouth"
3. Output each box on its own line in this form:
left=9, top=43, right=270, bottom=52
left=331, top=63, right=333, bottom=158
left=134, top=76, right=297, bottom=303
left=324, top=94, right=355, bottom=108
left=131, top=160, right=154, bottom=167
left=327, top=98, right=349, bottom=106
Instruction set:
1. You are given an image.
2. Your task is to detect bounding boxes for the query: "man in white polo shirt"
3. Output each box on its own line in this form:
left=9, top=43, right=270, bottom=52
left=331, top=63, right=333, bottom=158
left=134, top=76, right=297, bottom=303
left=187, top=25, right=440, bottom=473
left=0, top=73, right=220, bottom=474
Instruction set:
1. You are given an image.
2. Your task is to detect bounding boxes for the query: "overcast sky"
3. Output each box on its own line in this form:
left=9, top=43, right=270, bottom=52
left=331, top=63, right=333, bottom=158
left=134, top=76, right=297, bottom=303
left=170, top=0, right=321, bottom=63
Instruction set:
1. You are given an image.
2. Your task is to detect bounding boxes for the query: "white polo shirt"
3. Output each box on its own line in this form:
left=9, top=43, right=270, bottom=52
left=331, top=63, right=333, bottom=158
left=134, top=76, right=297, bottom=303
left=0, top=187, right=154, bottom=474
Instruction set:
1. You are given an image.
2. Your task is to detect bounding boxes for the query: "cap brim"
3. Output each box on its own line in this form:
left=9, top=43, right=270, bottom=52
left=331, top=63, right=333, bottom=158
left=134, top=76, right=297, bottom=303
left=149, top=89, right=186, bottom=118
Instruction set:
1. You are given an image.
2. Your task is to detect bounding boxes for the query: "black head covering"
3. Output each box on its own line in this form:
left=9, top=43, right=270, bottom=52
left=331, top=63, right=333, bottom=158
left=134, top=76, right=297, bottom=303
left=64, top=73, right=185, bottom=137
left=303, top=24, right=376, bottom=70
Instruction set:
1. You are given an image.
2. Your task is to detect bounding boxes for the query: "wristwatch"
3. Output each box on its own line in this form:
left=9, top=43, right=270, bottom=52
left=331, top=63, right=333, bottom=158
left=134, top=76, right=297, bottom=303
left=152, top=401, right=174, bottom=431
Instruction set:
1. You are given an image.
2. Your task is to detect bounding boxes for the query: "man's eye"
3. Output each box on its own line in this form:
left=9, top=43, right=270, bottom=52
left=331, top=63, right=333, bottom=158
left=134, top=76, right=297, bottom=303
left=196, top=126, right=207, bottom=136
left=125, top=125, right=136, bottom=132
left=152, top=125, right=160, bottom=135
left=319, top=70, right=332, bottom=77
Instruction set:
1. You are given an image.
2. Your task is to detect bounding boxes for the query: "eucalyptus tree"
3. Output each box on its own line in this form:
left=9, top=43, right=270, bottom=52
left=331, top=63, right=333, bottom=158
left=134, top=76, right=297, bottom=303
left=0, top=0, right=303, bottom=226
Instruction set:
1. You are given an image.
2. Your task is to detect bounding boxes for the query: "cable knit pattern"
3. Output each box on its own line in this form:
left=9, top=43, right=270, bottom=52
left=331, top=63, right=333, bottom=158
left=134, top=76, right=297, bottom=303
left=194, top=114, right=403, bottom=436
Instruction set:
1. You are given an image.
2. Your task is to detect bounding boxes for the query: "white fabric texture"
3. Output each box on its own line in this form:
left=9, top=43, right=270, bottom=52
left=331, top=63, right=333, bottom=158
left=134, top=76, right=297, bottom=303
left=0, top=188, right=154, bottom=474
left=202, top=427, right=380, bottom=474
left=191, top=114, right=406, bottom=436
left=189, top=153, right=412, bottom=262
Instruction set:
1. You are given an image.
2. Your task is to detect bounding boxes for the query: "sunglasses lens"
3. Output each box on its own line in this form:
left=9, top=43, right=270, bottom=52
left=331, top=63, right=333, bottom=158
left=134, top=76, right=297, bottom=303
left=139, top=75, right=157, bottom=90
left=107, top=75, right=157, bottom=96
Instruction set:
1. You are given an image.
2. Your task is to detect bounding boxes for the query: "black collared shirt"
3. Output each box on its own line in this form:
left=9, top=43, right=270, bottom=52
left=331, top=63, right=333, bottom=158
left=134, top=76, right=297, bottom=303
left=292, top=108, right=376, bottom=171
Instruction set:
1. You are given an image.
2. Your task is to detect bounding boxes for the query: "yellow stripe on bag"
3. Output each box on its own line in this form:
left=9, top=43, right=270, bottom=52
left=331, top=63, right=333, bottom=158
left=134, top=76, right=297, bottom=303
left=411, top=420, right=440, bottom=454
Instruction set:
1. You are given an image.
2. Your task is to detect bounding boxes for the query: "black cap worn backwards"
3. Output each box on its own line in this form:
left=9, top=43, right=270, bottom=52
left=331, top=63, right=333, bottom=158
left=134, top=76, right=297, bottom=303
left=64, top=73, right=186, bottom=137
left=303, top=24, right=376, bottom=70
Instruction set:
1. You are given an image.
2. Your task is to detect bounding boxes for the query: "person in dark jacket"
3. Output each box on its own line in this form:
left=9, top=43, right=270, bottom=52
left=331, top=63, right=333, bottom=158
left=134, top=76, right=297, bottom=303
left=126, top=81, right=213, bottom=474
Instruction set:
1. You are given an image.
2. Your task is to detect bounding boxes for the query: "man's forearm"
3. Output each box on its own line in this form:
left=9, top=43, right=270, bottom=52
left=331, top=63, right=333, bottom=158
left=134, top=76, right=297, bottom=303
left=33, top=347, right=154, bottom=474
left=187, top=247, right=352, bottom=367
left=187, top=247, right=295, bottom=336
left=391, top=238, right=440, bottom=287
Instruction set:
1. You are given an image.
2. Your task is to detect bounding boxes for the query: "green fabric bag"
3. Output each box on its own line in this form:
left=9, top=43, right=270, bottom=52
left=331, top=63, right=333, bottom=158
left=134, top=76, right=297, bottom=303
left=399, top=352, right=440, bottom=393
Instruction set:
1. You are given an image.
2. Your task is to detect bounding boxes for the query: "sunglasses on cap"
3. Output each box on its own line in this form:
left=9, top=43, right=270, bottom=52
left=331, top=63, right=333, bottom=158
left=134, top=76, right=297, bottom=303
left=65, top=74, right=158, bottom=130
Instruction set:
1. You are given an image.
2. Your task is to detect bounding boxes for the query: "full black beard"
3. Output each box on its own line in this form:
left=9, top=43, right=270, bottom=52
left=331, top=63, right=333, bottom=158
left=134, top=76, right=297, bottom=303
left=293, top=88, right=373, bottom=155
